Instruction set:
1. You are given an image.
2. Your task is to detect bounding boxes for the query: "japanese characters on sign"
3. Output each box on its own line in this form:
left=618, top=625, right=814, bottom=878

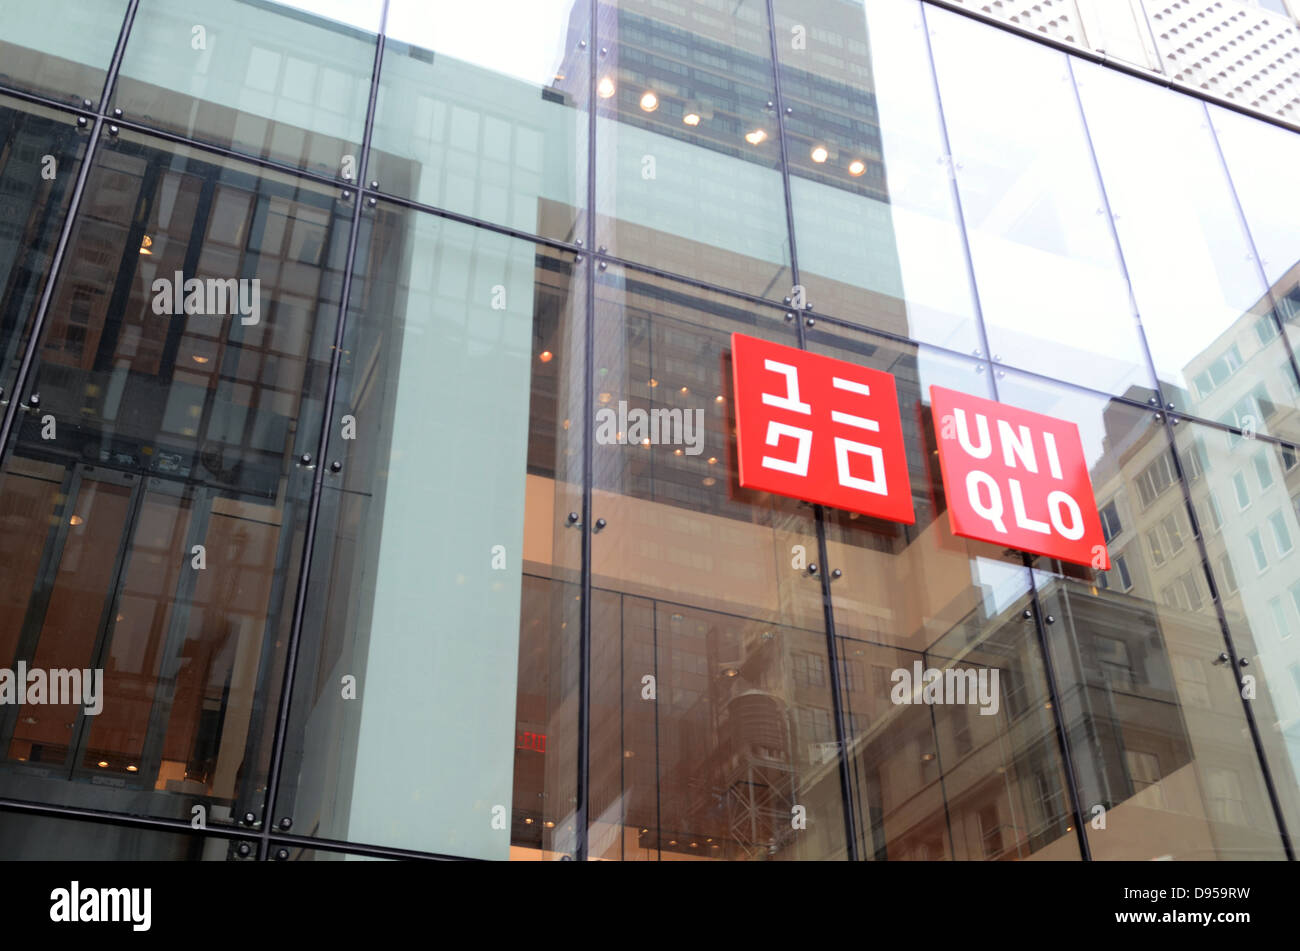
left=727, top=334, right=1109, bottom=571
left=730, top=333, right=915, bottom=524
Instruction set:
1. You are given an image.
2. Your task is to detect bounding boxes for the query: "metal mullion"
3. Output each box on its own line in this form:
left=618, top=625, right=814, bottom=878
left=763, top=0, right=859, bottom=861
left=1022, top=561, right=1094, bottom=860
left=762, top=0, right=801, bottom=322
left=256, top=0, right=391, bottom=863
left=921, top=647, right=958, bottom=859
left=575, top=0, right=597, bottom=865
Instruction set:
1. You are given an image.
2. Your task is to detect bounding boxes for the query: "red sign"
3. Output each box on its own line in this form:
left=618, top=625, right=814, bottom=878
left=730, top=333, right=914, bottom=523
left=929, top=386, right=1107, bottom=570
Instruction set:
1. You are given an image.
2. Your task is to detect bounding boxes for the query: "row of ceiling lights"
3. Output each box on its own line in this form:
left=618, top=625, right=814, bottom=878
left=600, top=78, right=868, bottom=177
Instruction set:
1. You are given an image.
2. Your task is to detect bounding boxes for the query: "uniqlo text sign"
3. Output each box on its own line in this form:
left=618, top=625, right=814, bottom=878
left=929, top=386, right=1107, bottom=569
left=730, top=333, right=914, bottom=523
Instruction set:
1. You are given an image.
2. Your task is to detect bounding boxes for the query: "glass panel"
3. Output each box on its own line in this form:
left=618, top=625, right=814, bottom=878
left=1210, top=105, right=1300, bottom=375
left=0, top=811, right=252, bottom=860
left=772, top=0, right=982, bottom=354
left=369, top=0, right=589, bottom=243
left=112, top=0, right=381, bottom=177
left=594, top=0, right=791, bottom=298
left=995, top=370, right=1291, bottom=859
left=587, top=263, right=846, bottom=859
left=1172, top=422, right=1300, bottom=846
left=0, top=0, right=129, bottom=106
left=0, top=94, right=87, bottom=403
left=926, top=9, right=1156, bottom=401
left=277, top=208, right=584, bottom=860
left=1074, top=62, right=1300, bottom=443
left=808, top=323, right=1079, bottom=860
left=0, top=128, right=345, bottom=830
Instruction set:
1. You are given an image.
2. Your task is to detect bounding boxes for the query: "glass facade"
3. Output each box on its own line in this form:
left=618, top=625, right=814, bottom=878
left=0, top=0, right=1298, bottom=862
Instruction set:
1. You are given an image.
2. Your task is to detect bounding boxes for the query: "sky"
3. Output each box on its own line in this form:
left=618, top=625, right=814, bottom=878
left=268, top=0, right=578, bottom=85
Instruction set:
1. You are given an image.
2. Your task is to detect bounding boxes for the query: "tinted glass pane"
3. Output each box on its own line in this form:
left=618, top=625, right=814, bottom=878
left=0, top=95, right=86, bottom=403
left=773, top=0, right=982, bottom=354
left=0, top=0, right=129, bottom=106
left=369, top=0, right=589, bottom=243
left=1075, top=62, right=1300, bottom=443
left=586, top=264, right=846, bottom=859
left=1173, top=422, right=1300, bottom=845
left=595, top=0, right=791, bottom=298
left=996, top=371, right=1291, bottom=859
left=927, top=10, right=1155, bottom=401
left=0, top=128, right=344, bottom=830
left=809, top=324, right=1080, bottom=860
left=278, top=209, right=584, bottom=859
left=113, top=0, right=380, bottom=177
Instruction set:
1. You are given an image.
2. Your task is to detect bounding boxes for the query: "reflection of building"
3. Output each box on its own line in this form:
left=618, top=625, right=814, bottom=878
left=948, top=0, right=1300, bottom=119
left=1, top=0, right=1299, bottom=866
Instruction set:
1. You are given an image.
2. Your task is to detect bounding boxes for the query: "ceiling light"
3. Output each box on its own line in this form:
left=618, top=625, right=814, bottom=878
left=69, top=515, right=83, bottom=526
left=126, top=765, right=138, bottom=772
left=97, top=761, right=109, bottom=768
left=745, top=129, right=767, bottom=146
left=702, top=476, right=716, bottom=486
left=599, top=392, right=612, bottom=403
left=810, top=145, right=829, bottom=163
left=680, top=386, right=689, bottom=394
left=648, top=378, right=658, bottom=388
left=539, top=350, right=553, bottom=363
left=682, top=112, right=701, bottom=126
left=192, top=355, right=209, bottom=364
left=139, top=235, right=153, bottom=255
left=848, top=159, right=866, bottom=177
left=597, top=77, right=616, bottom=98
left=707, top=457, right=717, bottom=465
left=639, top=91, right=658, bottom=112
left=714, top=394, right=725, bottom=403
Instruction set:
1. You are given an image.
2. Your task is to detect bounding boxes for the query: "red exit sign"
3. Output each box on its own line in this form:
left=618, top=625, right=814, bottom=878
left=516, top=731, right=547, bottom=753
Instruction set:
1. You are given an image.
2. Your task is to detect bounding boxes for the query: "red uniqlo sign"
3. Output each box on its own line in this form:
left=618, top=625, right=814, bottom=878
left=730, top=333, right=914, bottom=523
left=929, top=385, right=1108, bottom=569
